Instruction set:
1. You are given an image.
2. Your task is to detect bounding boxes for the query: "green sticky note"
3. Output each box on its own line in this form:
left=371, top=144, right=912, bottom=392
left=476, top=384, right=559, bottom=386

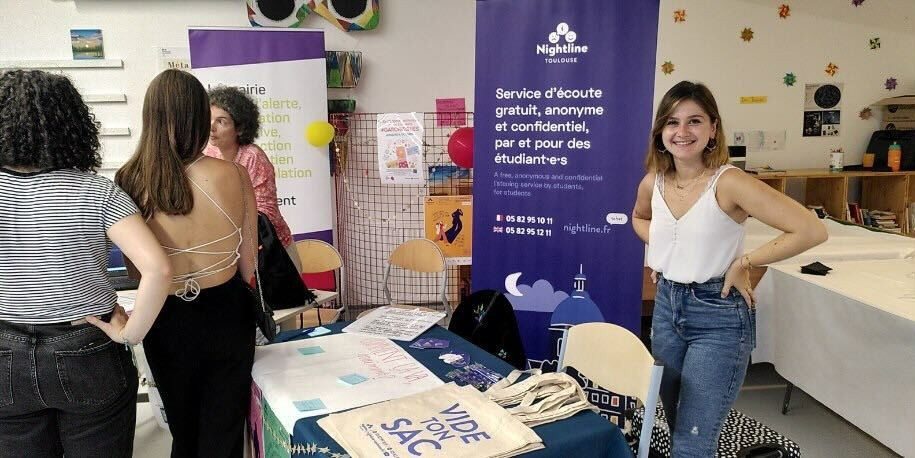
left=338, top=373, right=368, bottom=385
left=298, top=346, right=324, bottom=356
left=293, top=399, right=326, bottom=411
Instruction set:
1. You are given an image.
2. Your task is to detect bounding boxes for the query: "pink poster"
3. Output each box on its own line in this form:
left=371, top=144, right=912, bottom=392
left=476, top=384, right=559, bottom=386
left=436, top=97, right=467, bottom=127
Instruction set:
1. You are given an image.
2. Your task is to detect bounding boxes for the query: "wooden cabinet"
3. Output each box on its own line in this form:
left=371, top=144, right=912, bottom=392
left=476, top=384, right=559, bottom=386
left=752, top=169, right=915, bottom=236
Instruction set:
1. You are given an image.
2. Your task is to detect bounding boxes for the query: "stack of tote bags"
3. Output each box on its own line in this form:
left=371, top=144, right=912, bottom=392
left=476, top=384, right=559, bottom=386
left=318, top=370, right=597, bottom=457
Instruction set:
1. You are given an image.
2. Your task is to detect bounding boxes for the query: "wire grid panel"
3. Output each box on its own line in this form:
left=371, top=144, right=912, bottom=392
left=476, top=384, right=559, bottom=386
left=332, top=112, right=473, bottom=320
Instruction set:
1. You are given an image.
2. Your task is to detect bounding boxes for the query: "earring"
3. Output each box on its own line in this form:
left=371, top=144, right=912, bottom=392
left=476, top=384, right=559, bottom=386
left=705, top=138, right=717, bottom=152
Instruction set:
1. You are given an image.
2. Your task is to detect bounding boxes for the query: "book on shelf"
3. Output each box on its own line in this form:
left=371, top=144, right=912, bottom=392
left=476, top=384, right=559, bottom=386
left=847, top=202, right=862, bottom=225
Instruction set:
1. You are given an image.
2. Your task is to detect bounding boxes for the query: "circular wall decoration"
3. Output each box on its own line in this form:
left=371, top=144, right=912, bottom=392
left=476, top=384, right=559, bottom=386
left=309, top=0, right=379, bottom=31
left=813, top=84, right=841, bottom=109
left=247, top=0, right=311, bottom=27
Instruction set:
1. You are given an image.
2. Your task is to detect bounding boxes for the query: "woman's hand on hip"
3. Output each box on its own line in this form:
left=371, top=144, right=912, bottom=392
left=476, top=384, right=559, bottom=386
left=722, top=258, right=754, bottom=307
left=86, top=305, right=129, bottom=343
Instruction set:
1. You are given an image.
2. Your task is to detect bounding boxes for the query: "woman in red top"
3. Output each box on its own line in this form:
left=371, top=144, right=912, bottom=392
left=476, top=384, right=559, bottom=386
left=205, top=86, right=302, bottom=272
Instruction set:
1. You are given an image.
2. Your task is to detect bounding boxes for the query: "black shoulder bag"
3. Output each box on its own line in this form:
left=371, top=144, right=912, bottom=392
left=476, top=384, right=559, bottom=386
left=234, top=164, right=277, bottom=342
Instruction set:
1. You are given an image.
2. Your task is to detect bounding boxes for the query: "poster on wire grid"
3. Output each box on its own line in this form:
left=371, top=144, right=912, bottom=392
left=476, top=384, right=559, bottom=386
left=376, top=112, right=425, bottom=184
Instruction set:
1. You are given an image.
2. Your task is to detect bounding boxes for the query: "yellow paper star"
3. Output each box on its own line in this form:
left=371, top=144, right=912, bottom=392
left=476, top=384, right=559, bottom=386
left=741, top=27, right=754, bottom=42
left=661, top=61, right=675, bottom=75
left=825, top=62, right=839, bottom=76
left=674, top=9, right=686, bottom=23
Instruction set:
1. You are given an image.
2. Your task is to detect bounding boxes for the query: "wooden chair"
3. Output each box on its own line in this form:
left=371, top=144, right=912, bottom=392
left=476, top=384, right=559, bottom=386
left=295, top=239, right=344, bottom=327
left=380, top=239, right=450, bottom=321
left=558, top=322, right=664, bottom=458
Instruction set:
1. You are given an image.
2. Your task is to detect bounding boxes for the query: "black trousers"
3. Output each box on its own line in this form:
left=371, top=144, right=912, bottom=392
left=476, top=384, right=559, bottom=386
left=0, top=315, right=137, bottom=458
left=144, top=273, right=255, bottom=458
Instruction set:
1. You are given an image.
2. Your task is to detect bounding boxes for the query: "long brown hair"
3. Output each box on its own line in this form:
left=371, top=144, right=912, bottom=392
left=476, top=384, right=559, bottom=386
left=116, top=70, right=210, bottom=218
left=645, top=81, right=728, bottom=174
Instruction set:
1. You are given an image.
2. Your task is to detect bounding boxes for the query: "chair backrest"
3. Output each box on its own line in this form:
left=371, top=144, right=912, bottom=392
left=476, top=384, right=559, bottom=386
left=295, top=239, right=343, bottom=274
left=383, top=239, right=450, bottom=320
left=560, top=322, right=655, bottom=401
left=388, top=239, right=445, bottom=273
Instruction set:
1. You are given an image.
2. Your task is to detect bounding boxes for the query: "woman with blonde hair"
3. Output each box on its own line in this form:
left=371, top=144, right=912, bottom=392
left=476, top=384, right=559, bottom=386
left=116, top=69, right=258, bottom=457
left=631, top=81, right=827, bottom=457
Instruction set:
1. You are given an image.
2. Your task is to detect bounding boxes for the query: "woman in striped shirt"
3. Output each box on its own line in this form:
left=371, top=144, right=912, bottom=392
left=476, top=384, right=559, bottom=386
left=0, top=70, right=172, bottom=457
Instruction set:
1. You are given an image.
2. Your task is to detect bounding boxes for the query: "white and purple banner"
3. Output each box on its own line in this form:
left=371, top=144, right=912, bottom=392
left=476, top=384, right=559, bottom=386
left=472, top=0, right=659, bottom=374
left=189, top=28, right=333, bottom=243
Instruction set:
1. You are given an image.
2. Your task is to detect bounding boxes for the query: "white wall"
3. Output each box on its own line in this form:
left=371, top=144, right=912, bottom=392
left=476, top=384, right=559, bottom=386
left=656, top=0, right=915, bottom=169
left=0, top=0, right=476, bottom=168
left=4, top=0, right=912, bottom=170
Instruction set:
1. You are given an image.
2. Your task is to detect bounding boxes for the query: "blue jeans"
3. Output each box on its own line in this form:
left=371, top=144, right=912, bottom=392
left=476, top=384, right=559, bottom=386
left=0, top=317, right=138, bottom=457
left=651, top=275, right=756, bottom=458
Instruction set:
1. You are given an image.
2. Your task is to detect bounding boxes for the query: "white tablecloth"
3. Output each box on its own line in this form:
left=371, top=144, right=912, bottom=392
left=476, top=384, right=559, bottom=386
left=752, top=258, right=915, bottom=456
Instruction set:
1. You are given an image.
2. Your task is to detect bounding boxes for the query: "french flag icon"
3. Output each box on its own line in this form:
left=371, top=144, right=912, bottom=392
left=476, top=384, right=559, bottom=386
left=496, top=214, right=503, bottom=221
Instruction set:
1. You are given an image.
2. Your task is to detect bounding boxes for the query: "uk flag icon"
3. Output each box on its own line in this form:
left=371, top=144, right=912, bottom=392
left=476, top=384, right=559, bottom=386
left=493, top=226, right=503, bottom=233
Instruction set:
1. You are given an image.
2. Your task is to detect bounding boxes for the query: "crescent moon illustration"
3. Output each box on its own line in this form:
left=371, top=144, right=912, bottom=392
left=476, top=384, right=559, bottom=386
left=504, top=272, right=523, bottom=297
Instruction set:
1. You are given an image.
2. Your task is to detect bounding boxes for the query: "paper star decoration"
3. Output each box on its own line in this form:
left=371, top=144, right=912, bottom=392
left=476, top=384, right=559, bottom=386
left=783, top=73, right=797, bottom=87
left=661, top=61, right=675, bottom=75
left=741, top=28, right=754, bottom=42
left=852, top=0, right=865, bottom=6
left=778, top=4, right=791, bottom=19
left=870, top=37, right=880, bottom=50
left=825, top=62, right=839, bottom=76
left=859, top=108, right=873, bottom=120
left=674, top=9, right=686, bottom=23
left=318, top=447, right=330, bottom=454
left=885, top=77, right=898, bottom=90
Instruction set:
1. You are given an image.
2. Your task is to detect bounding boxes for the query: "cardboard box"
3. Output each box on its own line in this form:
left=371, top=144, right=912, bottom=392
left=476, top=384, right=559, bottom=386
left=881, top=120, right=915, bottom=130
left=874, top=95, right=915, bottom=122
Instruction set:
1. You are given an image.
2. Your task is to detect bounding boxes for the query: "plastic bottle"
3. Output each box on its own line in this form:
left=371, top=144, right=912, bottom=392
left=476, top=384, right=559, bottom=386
left=888, top=141, right=902, bottom=172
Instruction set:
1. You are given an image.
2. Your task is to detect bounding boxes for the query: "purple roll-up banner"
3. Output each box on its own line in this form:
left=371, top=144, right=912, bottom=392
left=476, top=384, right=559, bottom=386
left=472, top=0, right=659, bottom=425
left=189, top=27, right=332, bottom=244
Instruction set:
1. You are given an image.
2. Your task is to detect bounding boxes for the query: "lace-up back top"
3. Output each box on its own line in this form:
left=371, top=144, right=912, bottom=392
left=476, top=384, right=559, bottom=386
left=152, top=157, right=243, bottom=301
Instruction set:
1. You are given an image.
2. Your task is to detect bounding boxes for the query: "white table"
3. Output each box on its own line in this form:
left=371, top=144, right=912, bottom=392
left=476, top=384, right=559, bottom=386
left=272, top=289, right=338, bottom=331
left=752, top=258, right=915, bottom=456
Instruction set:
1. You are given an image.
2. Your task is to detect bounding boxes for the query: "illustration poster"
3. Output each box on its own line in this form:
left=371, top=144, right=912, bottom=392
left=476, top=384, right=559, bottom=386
left=425, top=195, right=472, bottom=265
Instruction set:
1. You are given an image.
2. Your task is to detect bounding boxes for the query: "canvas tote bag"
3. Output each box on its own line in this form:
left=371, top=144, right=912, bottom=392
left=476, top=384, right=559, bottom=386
left=485, top=369, right=599, bottom=427
left=318, top=383, right=543, bottom=458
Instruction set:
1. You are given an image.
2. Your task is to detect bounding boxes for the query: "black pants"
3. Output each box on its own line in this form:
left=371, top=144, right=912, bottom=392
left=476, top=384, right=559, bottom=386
left=144, top=273, right=255, bottom=458
left=0, top=315, right=137, bottom=458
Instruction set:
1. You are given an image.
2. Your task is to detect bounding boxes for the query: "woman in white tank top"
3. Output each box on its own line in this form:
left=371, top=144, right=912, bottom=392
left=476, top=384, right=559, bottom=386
left=631, top=81, right=826, bottom=457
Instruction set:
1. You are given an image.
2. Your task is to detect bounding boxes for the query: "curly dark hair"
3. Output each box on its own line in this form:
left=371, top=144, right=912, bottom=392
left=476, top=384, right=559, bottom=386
left=208, top=86, right=260, bottom=146
left=0, top=70, right=101, bottom=171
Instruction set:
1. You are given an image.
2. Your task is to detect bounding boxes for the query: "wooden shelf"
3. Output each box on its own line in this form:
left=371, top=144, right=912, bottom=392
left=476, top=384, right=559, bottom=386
left=749, top=169, right=915, bottom=236
left=99, top=127, right=130, bottom=137
left=84, top=94, right=126, bottom=103
left=0, top=59, right=123, bottom=69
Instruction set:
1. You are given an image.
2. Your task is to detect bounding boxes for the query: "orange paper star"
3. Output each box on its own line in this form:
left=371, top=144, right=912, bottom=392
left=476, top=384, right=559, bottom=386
left=661, top=61, right=675, bottom=75
left=674, top=9, right=686, bottom=23
left=778, top=4, right=791, bottom=18
left=825, top=62, right=839, bottom=76
left=741, top=27, right=754, bottom=42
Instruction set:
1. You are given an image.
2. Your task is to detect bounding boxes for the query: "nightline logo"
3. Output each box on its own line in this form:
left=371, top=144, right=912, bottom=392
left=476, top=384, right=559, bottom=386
left=536, top=22, right=588, bottom=63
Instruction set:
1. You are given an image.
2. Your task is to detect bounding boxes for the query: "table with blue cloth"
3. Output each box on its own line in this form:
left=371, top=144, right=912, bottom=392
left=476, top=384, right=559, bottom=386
left=249, top=321, right=631, bottom=457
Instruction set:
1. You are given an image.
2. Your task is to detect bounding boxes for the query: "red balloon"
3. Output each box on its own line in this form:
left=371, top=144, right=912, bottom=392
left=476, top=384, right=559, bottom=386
left=447, top=127, right=474, bottom=168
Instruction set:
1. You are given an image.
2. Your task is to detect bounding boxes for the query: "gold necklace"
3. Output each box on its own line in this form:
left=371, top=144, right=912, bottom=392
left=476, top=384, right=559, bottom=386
left=668, top=170, right=707, bottom=200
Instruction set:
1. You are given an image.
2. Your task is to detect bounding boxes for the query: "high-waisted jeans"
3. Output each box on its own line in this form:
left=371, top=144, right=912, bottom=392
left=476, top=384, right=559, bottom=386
left=651, top=275, right=756, bottom=457
left=0, top=314, right=137, bottom=457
